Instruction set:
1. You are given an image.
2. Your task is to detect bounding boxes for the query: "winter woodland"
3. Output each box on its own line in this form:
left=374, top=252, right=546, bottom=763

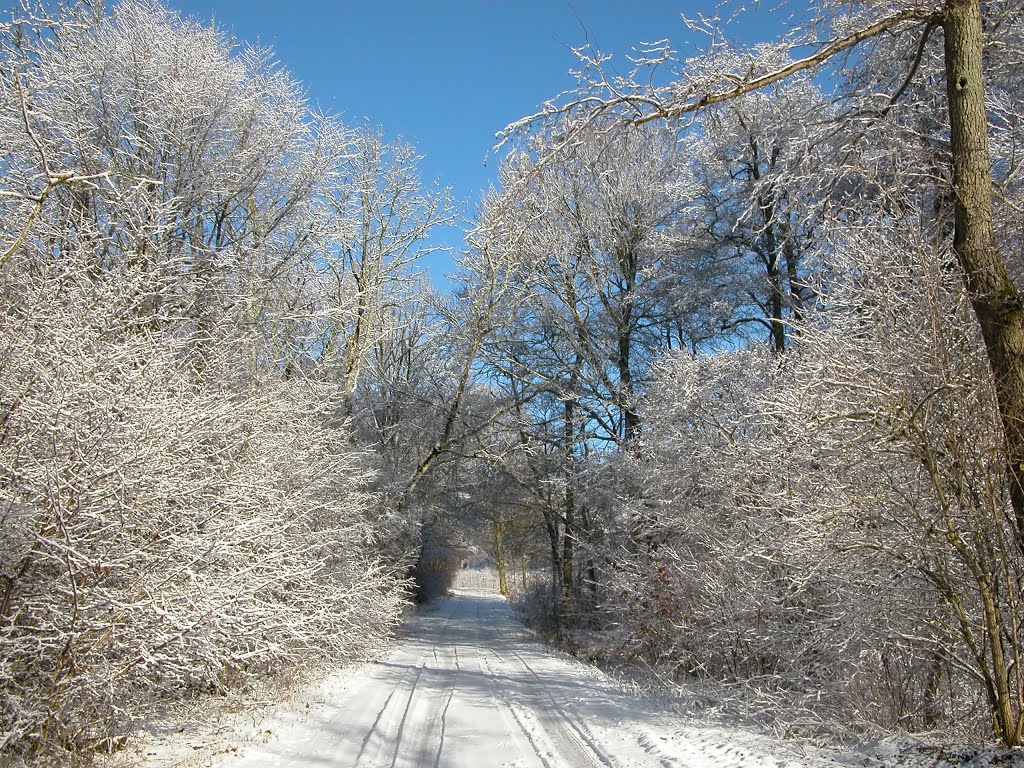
left=3, top=0, right=1024, bottom=762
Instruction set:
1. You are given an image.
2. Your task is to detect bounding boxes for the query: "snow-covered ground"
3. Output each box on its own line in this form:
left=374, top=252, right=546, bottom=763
left=111, top=588, right=1023, bottom=768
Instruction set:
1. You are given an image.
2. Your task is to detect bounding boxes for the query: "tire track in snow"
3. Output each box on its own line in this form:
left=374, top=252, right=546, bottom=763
left=354, top=681, right=404, bottom=765
left=473, top=597, right=679, bottom=768
left=178, top=591, right=832, bottom=768
left=483, top=645, right=612, bottom=768
left=353, top=603, right=458, bottom=768
left=431, top=641, right=460, bottom=767
left=387, top=661, right=426, bottom=767
left=352, top=658, right=426, bottom=767
left=398, top=638, right=458, bottom=767
left=432, top=687, right=454, bottom=768
left=509, top=649, right=615, bottom=767
left=459, top=592, right=554, bottom=767
left=477, top=649, right=559, bottom=768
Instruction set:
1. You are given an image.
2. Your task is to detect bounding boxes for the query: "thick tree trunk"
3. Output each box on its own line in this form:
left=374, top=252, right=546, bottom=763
left=943, top=0, right=1024, bottom=552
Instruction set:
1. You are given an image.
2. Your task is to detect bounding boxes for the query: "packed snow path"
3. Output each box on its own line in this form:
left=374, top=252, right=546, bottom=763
left=198, top=588, right=828, bottom=768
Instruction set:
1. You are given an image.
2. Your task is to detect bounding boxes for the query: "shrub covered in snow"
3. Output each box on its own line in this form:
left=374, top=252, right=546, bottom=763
left=0, top=2, right=407, bottom=758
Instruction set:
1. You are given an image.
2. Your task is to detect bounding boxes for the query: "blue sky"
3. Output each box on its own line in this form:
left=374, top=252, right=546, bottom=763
left=162, top=1, right=786, bottom=284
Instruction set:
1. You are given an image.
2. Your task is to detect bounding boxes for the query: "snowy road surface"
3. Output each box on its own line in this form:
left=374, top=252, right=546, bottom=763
left=190, top=588, right=828, bottom=768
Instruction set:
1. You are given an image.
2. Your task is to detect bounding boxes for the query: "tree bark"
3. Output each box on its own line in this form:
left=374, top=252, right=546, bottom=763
left=617, top=330, right=641, bottom=439
left=541, top=504, right=562, bottom=595
left=494, top=519, right=509, bottom=596
left=561, top=396, right=576, bottom=618
left=616, top=244, right=641, bottom=441
left=943, top=0, right=1024, bottom=549
left=752, top=150, right=787, bottom=354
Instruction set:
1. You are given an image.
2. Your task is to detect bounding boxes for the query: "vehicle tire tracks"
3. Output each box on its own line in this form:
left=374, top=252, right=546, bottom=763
left=354, top=607, right=459, bottom=768
left=479, top=644, right=613, bottom=768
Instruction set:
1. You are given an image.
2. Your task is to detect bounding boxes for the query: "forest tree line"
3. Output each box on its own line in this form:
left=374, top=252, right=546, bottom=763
left=0, top=0, right=483, bottom=758
left=464, top=0, right=1024, bottom=747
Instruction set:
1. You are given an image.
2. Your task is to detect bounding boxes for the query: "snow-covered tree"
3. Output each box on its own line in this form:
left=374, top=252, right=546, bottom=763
left=0, top=2, right=407, bottom=757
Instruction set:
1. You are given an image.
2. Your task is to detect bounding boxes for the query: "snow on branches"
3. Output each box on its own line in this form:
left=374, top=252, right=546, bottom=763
left=0, top=1, right=414, bottom=758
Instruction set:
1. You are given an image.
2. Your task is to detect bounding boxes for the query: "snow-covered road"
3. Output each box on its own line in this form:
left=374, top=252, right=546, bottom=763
left=195, top=588, right=827, bottom=768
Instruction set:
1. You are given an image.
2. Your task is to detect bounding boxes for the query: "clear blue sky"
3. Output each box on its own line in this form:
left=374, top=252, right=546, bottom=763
left=162, top=1, right=786, bottom=285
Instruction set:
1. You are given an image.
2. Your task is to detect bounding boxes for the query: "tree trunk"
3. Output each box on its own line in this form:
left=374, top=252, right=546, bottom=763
left=561, top=396, right=576, bottom=621
left=541, top=504, right=562, bottom=594
left=617, top=330, right=641, bottom=440
left=580, top=505, right=600, bottom=614
left=978, top=574, right=1022, bottom=745
left=943, top=0, right=1024, bottom=549
left=782, top=212, right=805, bottom=328
left=494, top=519, right=509, bottom=596
left=922, top=650, right=946, bottom=729
left=759, top=197, right=786, bottom=354
left=616, top=245, right=641, bottom=441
